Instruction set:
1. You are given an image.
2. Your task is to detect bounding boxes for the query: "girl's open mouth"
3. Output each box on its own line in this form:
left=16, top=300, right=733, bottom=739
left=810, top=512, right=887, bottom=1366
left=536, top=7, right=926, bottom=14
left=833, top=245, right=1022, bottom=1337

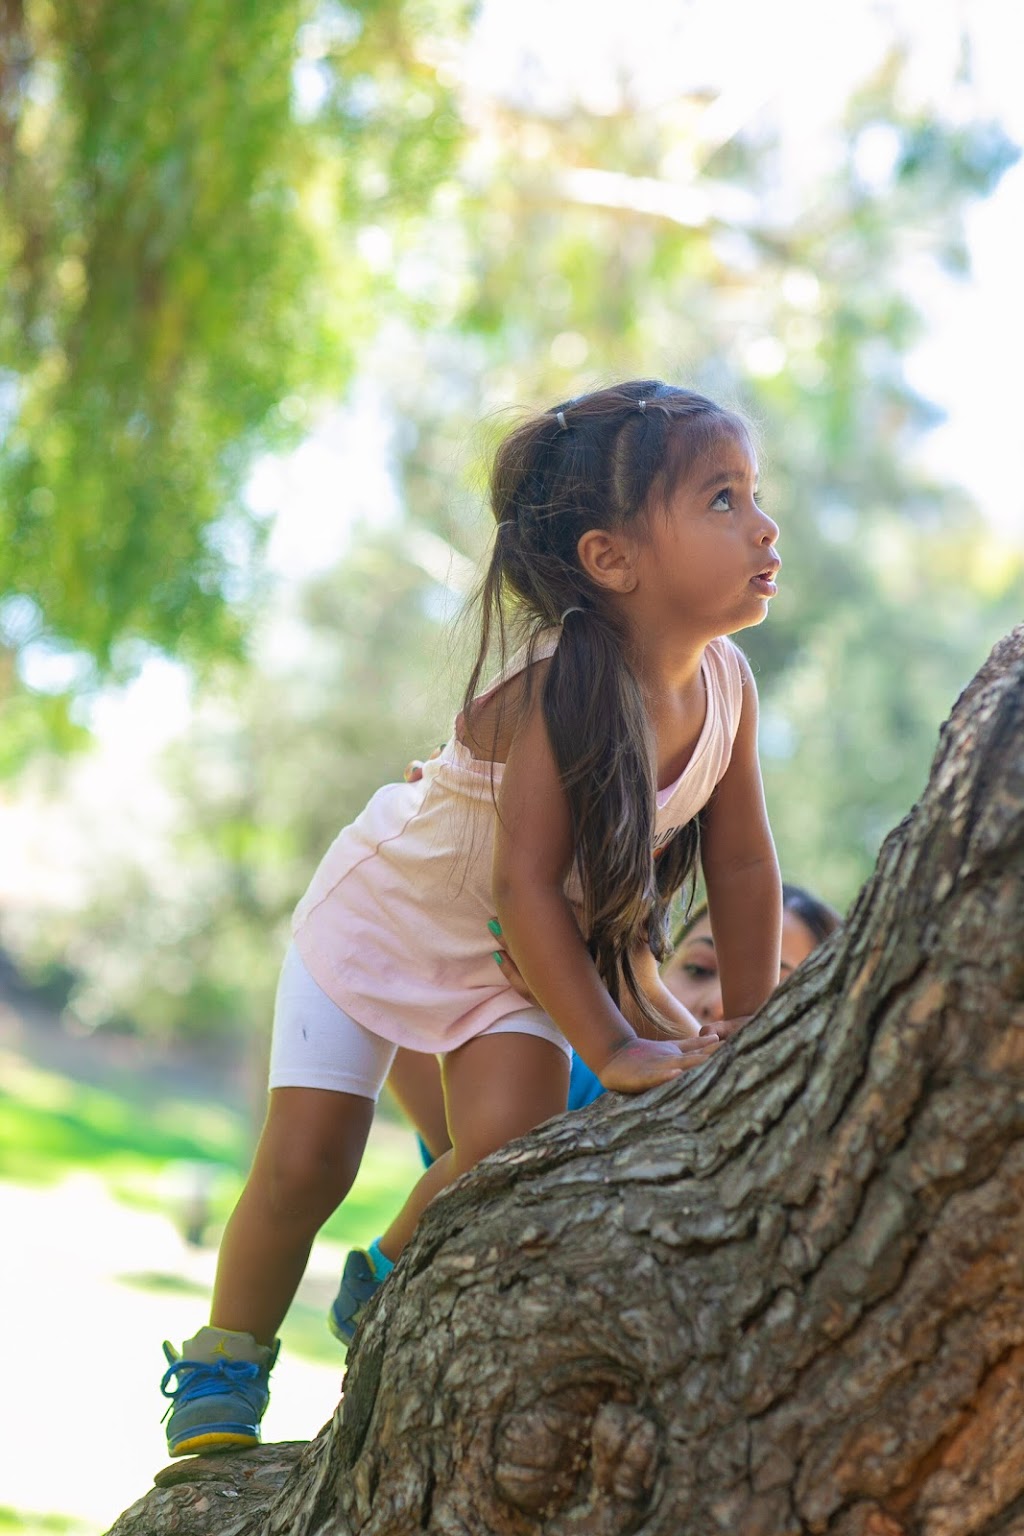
left=751, top=565, right=779, bottom=596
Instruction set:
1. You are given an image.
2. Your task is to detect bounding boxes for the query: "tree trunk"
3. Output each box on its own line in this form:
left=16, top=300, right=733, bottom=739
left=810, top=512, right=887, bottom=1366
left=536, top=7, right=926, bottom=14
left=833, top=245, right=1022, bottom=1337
left=109, top=625, right=1024, bottom=1536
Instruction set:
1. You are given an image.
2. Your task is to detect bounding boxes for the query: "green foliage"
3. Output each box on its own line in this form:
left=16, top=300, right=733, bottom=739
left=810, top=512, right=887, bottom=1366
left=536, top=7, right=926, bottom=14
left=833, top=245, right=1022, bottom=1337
left=0, top=0, right=465, bottom=674
left=0, top=644, right=89, bottom=773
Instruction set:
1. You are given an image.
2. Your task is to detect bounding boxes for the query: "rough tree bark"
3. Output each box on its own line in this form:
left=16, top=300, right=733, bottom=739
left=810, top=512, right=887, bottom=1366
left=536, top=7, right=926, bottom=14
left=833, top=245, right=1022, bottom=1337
left=110, top=626, right=1024, bottom=1536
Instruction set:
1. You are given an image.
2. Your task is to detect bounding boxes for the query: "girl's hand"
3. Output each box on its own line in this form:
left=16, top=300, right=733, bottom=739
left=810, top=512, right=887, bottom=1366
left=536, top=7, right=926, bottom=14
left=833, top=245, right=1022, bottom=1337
left=599, top=1035, right=719, bottom=1094
left=487, top=918, right=539, bottom=1004
left=699, top=1014, right=752, bottom=1041
left=492, top=946, right=537, bottom=1005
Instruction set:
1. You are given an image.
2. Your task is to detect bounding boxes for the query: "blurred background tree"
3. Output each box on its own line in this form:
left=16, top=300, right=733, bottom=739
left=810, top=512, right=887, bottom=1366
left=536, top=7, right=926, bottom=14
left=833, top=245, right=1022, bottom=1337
left=0, top=0, right=1020, bottom=1055
left=0, top=0, right=465, bottom=718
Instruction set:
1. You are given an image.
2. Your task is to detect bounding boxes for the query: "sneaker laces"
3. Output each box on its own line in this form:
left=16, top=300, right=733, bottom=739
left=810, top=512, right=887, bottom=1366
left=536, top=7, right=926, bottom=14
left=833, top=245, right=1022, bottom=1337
left=160, top=1356, right=262, bottom=1422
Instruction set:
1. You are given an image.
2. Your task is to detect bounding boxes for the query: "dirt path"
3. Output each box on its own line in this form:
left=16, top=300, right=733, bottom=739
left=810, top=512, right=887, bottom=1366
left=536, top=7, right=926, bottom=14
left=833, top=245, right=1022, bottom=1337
left=1, top=1173, right=358, bottom=1534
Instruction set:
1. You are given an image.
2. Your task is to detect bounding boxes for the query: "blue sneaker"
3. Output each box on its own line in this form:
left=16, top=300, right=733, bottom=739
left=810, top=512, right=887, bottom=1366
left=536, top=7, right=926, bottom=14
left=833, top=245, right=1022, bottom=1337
left=160, top=1326, right=280, bottom=1457
left=327, top=1248, right=383, bottom=1345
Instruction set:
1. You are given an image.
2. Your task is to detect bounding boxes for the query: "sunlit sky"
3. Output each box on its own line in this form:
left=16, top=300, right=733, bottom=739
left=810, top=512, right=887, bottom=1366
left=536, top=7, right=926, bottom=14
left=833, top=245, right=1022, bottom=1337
left=2, top=0, right=1023, bottom=908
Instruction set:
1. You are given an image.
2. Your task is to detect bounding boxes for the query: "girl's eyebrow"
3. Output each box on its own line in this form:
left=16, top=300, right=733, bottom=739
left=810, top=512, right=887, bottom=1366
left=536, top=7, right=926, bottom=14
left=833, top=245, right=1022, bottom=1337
left=697, top=463, right=759, bottom=493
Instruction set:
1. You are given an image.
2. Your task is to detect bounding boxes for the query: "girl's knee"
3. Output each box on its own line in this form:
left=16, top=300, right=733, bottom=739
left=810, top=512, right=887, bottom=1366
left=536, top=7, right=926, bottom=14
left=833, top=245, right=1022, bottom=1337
left=452, top=1116, right=532, bottom=1175
left=250, top=1087, right=373, bottom=1220
left=257, top=1138, right=358, bottom=1222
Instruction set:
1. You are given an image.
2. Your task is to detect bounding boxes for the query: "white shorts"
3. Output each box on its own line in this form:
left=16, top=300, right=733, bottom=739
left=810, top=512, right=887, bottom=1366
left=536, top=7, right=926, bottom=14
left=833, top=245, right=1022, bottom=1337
left=268, top=944, right=569, bottom=1101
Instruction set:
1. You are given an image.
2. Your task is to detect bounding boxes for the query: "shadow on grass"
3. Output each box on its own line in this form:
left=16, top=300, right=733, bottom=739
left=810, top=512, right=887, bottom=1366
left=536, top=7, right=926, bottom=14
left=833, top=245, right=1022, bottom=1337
left=116, top=1270, right=210, bottom=1300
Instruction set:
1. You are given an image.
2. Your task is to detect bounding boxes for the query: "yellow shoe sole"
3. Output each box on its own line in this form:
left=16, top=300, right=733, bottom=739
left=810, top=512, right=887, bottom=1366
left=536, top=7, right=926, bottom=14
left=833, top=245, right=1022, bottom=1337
left=170, top=1430, right=260, bottom=1457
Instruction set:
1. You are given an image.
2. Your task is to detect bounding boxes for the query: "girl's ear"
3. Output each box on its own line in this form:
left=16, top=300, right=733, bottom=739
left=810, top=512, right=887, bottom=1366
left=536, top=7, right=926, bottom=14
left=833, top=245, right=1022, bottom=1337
left=576, top=528, right=639, bottom=595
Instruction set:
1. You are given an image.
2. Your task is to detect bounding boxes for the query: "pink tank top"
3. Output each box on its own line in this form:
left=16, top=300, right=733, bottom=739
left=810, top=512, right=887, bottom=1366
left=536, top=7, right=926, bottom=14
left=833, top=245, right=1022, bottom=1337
left=291, top=632, right=745, bottom=1052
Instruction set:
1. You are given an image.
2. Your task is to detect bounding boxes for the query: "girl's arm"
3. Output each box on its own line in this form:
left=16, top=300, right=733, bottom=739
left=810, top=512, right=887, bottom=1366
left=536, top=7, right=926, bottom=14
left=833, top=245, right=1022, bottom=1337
left=493, top=684, right=717, bottom=1091
left=493, top=933, right=709, bottom=1044
left=700, top=652, right=782, bottom=1030
left=622, top=939, right=703, bottom=1040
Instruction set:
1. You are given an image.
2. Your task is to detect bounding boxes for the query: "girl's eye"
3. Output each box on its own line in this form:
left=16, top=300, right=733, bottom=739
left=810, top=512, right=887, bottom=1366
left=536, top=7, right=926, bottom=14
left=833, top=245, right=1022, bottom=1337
left=710, top=489, right=733, bottom=512
left=682, top=963, right=716, bottom=981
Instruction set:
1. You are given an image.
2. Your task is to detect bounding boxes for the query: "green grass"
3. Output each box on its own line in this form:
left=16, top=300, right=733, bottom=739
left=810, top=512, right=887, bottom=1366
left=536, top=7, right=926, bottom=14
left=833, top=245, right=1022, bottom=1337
left=0, top=1508, right=92, bottom=1535
left=0, top=1050, right=247, bottom=1187
left=0, top=1046, right=426, bottom=1284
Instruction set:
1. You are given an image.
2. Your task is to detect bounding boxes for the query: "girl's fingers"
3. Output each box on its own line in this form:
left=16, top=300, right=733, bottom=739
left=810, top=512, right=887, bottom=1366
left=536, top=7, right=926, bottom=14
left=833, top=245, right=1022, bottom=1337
left=492, top=947, right=536, bottom=1004
left=600, top=1040, right=693, bottom=1092
left=681, top=1040, right=721, bottom=1064
left=714, top=1015, right=752, bottom=1040
left=682, top=1031, right=718, bottom=1051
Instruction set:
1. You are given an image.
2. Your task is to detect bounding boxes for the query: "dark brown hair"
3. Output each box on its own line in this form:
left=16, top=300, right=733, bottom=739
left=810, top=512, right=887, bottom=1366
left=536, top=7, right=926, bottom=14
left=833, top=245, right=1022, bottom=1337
left=672, top=883, right=843, bottom=950
left=463, top=379, right=749, bottom=1025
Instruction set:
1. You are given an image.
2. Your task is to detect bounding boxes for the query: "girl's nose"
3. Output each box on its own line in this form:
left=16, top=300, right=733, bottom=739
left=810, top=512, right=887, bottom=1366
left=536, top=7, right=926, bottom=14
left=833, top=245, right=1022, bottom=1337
left=758, top=507, right=780, bottom=545
left=700, top=988, right=724, bottom=1024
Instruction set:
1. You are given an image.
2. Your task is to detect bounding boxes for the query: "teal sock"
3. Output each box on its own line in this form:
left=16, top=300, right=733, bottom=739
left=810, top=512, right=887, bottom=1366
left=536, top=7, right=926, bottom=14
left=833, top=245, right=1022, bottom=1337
left=367, top=1238, right=395, bottom=1280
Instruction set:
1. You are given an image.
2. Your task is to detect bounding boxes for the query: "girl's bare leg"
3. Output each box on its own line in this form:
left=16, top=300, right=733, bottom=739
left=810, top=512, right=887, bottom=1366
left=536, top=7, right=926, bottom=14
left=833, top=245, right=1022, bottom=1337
left=211, top=1086, right=374, bottom=1344
left=377, top=1033, right=569, bottom=1260
left=386, top=1048, right=451, bottom=1158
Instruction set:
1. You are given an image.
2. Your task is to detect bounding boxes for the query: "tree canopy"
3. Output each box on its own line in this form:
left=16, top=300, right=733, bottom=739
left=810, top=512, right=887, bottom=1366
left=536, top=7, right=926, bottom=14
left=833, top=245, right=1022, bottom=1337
left=0, top=0, right=464, bottom=672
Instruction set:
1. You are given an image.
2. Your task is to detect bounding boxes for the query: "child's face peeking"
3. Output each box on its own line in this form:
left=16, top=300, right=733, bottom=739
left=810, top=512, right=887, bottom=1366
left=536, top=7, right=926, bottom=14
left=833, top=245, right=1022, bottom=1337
left=631, top=426, right=781, bottom=640
left=663, top=907, right=818, bottom=1023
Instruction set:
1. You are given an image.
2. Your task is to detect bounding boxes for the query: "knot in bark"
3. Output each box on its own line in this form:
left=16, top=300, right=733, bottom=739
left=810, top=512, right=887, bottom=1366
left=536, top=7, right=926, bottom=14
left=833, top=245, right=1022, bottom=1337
left=590, top=1402, right=658, bottom=1503
left=493, top=1386, right=659, bottom=1524
left=832, top=1501, right=907, bottom=1536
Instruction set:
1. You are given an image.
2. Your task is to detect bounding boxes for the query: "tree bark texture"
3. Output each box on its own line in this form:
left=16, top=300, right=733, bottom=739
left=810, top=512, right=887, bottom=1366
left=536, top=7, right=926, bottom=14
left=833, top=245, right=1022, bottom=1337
left=109, top=625, right=1024, bottom=1536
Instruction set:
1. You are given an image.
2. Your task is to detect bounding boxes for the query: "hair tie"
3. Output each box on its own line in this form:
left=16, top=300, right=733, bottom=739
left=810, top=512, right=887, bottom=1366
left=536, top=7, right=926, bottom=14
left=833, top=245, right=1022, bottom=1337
left=637, top=398, right=647, bottom=413
left=560, top=606, right=584, bottom=624
left=556, top=410, right=568, bottom=431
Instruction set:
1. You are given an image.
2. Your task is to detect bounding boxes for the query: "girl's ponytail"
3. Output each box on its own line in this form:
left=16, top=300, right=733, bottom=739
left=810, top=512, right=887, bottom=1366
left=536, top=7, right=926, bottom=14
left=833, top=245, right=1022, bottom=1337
left=543, top=605, right=656, bottom=1008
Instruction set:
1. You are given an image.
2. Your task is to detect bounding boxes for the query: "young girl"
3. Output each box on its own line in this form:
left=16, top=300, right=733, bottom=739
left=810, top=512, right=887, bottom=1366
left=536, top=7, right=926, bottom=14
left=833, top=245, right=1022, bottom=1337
left=160, top=379, right=783, bottom=1456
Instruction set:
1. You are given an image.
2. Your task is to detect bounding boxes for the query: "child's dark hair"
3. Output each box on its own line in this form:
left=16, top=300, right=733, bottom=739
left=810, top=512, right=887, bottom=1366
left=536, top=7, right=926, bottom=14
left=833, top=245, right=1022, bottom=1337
left=463, top=379, right=750, bottom=1027
left=778, top=883, right=842, bottom=945
left=672, top=883, right=843, bottom=950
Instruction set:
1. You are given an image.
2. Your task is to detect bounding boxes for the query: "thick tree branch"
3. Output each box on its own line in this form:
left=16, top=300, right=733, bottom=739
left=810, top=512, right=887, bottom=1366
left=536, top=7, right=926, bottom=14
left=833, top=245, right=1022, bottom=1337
left=109, top=625, right=1024, bottom=1536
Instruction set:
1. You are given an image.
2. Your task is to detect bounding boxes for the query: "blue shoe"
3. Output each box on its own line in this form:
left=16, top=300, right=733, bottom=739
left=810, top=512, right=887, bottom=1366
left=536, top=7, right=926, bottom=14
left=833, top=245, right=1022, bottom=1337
left=327, top=1248, right=383, bottom=1345
left=160, top=1326, right=279, bottom=1457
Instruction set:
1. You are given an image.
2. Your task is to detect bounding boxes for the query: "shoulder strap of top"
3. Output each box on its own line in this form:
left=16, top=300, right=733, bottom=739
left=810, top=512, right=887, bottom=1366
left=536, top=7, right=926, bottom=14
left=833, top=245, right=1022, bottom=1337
left=470, top=628, right=560, bottom=710
left=451, top=629, right=560, bottom=745
left=707, top=636, right=745, bottom=740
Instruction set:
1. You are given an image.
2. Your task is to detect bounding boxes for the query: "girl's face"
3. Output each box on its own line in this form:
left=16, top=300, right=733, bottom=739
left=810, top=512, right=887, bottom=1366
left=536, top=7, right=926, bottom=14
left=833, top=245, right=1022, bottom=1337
left=663, top=908, right=818, bottom=1023
left=634, top=428, right=780, bottom=639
